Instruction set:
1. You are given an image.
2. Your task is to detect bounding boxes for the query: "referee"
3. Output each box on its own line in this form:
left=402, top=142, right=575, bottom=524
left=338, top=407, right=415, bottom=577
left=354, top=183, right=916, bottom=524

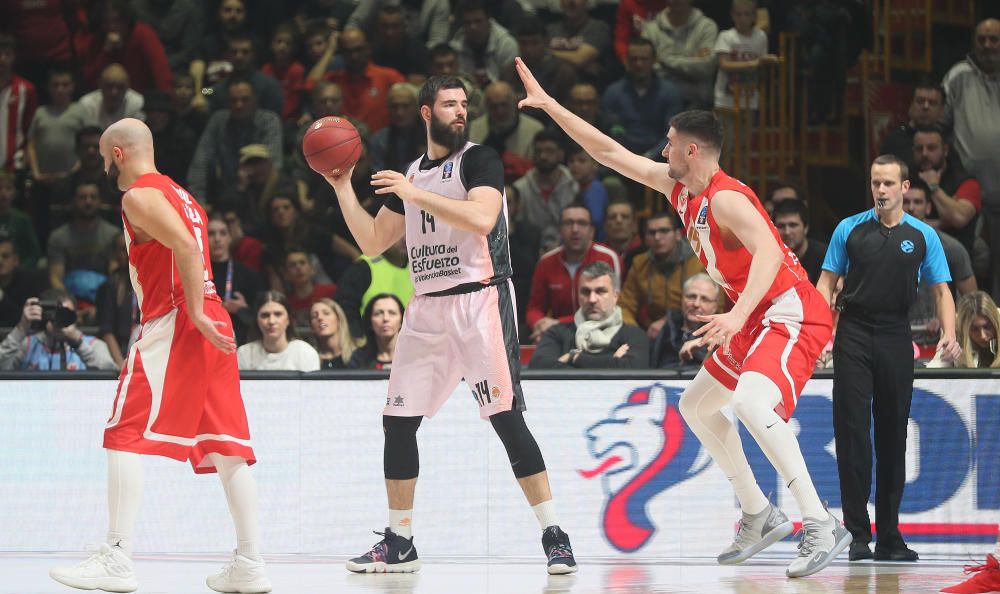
left=817, top=155, right=961, bottom=562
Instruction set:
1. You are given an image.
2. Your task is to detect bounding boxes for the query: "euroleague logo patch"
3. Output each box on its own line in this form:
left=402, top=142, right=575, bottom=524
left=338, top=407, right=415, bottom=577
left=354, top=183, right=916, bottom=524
left=442, top=161, right=454, bottom=181
left=579, top=384, right=710, bottom=552
left=900, top=239, right=915, bottom=254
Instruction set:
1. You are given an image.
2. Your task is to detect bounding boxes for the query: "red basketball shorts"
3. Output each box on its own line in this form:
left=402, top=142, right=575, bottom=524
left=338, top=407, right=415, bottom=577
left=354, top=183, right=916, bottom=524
left=103, top=300, right=255, bottom=473
left=703, top=282, right=833, bottom=420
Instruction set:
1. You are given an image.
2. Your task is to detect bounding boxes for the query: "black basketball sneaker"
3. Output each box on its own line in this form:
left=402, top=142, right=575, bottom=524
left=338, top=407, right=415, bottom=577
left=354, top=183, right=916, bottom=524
left=542, top=526, right=578, bottom=574
left=346, top=528, right=421, bottom=573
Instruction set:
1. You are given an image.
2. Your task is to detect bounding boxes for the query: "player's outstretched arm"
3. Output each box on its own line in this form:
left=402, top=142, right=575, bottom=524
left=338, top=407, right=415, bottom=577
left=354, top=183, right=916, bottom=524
left=122, top=187, right=235, bottom=353
left=323, top=168, right=405, bottom=256
left=514, top=57, right=676, bottom=197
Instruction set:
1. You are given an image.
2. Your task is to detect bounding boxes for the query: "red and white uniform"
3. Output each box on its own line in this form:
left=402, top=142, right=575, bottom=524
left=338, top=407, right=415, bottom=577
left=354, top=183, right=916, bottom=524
left=671, top=170, right=832, bottom=419
left=104, top=173, right=255, bottom=473
left=0, top=74, right=37, bottom=171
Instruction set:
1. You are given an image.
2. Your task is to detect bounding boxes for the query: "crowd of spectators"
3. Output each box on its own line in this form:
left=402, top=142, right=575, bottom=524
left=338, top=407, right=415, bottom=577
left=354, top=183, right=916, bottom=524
left=0, top=0, right=995, bottom=371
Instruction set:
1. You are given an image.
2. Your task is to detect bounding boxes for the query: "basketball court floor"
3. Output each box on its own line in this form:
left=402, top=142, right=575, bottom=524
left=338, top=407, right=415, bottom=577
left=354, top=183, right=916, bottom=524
left=3, top=553, right=972, bottom=594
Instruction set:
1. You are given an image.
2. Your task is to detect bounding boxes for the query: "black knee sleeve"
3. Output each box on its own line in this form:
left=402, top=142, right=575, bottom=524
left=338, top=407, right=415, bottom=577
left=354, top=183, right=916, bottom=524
left=383, top=415, right=422, bottom=480
left=490, top=409, right=546, bottom=478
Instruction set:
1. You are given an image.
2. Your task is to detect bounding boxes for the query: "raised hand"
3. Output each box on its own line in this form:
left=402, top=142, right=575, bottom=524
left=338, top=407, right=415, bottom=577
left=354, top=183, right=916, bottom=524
left=514, top=57, right=554, bottom=111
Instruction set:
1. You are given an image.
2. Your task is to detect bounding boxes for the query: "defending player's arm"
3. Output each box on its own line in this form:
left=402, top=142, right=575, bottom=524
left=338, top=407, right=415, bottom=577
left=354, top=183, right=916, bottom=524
left=815, top=271, right=840, bottom=308
left=122, top=187, right=235, bottom=353
left=514, top=57, right=676, bottom=197
left=323, top=170, right=406, bottom=256
left=693, top=190, right=784, bottom=352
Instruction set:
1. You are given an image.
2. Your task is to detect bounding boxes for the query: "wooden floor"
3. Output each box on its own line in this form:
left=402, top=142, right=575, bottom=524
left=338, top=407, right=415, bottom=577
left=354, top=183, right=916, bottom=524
left=6, top=553, right=978, bottom=594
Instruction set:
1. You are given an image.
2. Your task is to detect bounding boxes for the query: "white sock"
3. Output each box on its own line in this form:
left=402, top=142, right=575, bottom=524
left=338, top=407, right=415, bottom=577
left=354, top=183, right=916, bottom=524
left=678, top=371, right=769, bottom=516
left=107, top=450, right=143, bottom=557
left=389, top=509, right=413, bottom=539
left=210, top=454, right=263, bottom=561
left=732, top=372, right=827, bottom=520
left=532, top=500, right=559, bottom=531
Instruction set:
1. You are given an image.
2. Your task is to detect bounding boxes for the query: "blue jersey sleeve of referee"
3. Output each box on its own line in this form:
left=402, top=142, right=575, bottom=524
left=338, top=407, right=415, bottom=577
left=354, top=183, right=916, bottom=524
left=821, top=212, right=862, bottom=276
left=909, top=215, right=952, bottom=285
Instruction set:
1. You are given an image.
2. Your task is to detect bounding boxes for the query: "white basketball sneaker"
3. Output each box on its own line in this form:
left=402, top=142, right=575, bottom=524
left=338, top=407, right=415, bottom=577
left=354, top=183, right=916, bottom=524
left=206, top=550, right=272, bottom=593
left=49, top=543, right=138, bottom=592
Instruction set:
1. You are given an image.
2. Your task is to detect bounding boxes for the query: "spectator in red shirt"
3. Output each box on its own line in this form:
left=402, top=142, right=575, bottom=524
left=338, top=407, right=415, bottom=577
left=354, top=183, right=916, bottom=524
left=262, top=24, right=306, bottom=121
left=0, top=0, right=79, bottom=90
left=614, top=0, right=668, bottom=62
left=282, top=249, right=336, bottom=326
left=0, top=35, right=38, bottom=172
left=78, top=0, right=172, bottom=94
left=911, top=125, right=983, bottom=254
left=526, top=203, right=622, bottom=342
left=221, top=207, right=263, bottom=273
left=326, top=28, right=405, bottom=134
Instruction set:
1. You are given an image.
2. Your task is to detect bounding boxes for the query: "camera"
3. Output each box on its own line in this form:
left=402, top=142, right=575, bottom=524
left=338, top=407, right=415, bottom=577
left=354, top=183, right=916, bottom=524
left=30, top=300, right=76, bottom=331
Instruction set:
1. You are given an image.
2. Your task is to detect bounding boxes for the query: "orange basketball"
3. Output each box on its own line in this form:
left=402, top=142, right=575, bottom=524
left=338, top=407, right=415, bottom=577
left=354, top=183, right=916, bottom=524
left=302, top=116, right=362, bottom=176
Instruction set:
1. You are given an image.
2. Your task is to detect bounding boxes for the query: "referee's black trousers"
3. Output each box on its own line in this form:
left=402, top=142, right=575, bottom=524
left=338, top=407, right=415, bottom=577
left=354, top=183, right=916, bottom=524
left=831, top=312, right=913, bottom=549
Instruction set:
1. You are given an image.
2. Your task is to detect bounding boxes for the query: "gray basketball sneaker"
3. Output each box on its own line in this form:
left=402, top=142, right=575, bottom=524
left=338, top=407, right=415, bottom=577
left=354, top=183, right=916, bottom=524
left=717, top=503, right=795, bottom=565
left=786, top=513, right=853, bottom=578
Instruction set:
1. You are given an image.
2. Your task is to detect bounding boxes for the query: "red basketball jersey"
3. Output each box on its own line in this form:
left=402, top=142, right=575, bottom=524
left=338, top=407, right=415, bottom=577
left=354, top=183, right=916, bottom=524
left=122, top=173, right=219, bottom=321
left=670, top=170, right=807, bottom=304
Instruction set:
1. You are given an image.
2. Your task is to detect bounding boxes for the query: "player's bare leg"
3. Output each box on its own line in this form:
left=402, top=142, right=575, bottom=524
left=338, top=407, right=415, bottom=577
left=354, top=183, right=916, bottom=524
left=679, top=370, right=793, bottom=566
left=206, top=454, right=271, bottom=593
left=50, top=450, right=141, bottom=592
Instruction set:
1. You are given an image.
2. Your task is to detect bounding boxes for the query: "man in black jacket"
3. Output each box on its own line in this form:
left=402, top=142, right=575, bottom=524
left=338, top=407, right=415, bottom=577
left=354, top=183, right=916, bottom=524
left=530, top=260, right=648, bottom=368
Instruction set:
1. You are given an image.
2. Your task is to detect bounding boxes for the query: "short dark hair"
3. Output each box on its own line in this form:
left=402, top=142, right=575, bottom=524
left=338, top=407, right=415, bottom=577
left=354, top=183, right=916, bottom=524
left=227, top=73, right=255, bottom=92
left=378, top=4, right=404, bottom=18
left=418, top=75, right=467, bottom=109
left=515, top=19, right=547, bottom=38
left=872, top=154, right=910, bottom=181
left=76, top=125, right=103, bottom=145
left=430, top=43, right=457, bottom=59
left=561, top=201, right=592, bottom=222
left=907, top=177, right=932, bottom=199
left=604, top=199, right=635, bottom=219
left=647, top=210, right=681, bottom=230
left=627, top=37, right=655, bottom=52
left=227, top=32, right=255, bottom=50
left=669, top=110, right=725, bottom=152
left=47, top=66, right=75, bottom=82
left=913, top=74, right=946, bottom=103
left=771, top=198, right=810, bottom=226
left=458, top=0, right=489, bottom=17
left=912, top=123, right=952, bottom=145
left=768, top=182, right=804, bottom=203
left=303, top=19, right=331, bottom=41
left=532, top=128, right=564, bottom=149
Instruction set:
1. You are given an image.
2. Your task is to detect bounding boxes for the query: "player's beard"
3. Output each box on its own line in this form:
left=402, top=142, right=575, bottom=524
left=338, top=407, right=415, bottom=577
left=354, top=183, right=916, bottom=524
left=667, top=161, right=687, bottom=181
left=429, top=112, right=468, bottom=154
left=107, top=161, right=122, bottom=190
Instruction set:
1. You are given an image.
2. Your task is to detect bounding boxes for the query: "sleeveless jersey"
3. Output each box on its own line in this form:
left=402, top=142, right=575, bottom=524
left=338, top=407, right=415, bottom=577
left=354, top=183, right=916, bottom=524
left=670, top=170, right=807, bottom=304
left=402, top=142, right=512, bottom=295
left=122, top=173, right=219, bottom=321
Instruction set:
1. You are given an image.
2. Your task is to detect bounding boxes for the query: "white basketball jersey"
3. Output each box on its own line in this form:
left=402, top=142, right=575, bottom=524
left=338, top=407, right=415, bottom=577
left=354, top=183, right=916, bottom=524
left=402, top=142, right=512, bottom=295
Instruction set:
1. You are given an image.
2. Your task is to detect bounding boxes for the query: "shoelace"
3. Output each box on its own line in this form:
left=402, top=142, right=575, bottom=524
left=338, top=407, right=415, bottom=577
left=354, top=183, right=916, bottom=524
left=732, top=516, right=759, bottom=549
left=77, top=545, right=113, bottom=569
left=796, top=522, right=822, bottom=557
left=547, top=544, right=573, bottom=561
left=365, top=531, right=391, bottom=561
left=961, top=560, right=994, bottom=575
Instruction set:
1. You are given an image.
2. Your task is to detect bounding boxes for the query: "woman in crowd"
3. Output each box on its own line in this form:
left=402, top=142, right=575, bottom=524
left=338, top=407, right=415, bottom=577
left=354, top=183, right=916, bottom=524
left=927, top=291, right=1000, bottom=369
left=348, top=293, right=403, bottom=370
left=237, top=290, right=321, bottom=371
left=309, top=298, right=356, bottom=369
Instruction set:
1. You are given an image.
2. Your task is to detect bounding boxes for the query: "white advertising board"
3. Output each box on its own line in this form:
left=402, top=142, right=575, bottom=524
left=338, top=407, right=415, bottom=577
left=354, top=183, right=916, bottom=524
left=0, top=378, right=995, bottom=558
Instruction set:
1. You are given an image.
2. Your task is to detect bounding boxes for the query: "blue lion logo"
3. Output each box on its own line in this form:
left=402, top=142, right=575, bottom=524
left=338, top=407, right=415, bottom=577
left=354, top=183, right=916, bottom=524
left=580, top=384, right=711, bottom=552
